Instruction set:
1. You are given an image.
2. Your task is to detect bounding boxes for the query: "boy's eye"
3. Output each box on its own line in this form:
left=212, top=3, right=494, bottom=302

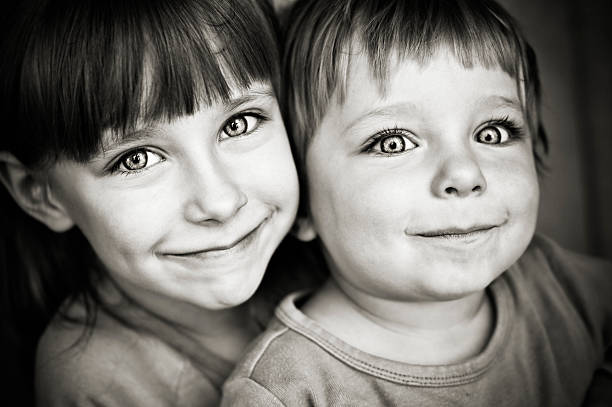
left=221, top=113, right=264, bottom=139
left=476, top=126, right=510, bottom=144
left=113, top=148, right=164, bottom=174
left=365, top=131, right=417, bottom=155
left=380, top=135, right=408, bottom=153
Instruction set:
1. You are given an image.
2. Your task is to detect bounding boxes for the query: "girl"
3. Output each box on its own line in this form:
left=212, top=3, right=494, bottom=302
left=0, top=0, right=306, bottom=405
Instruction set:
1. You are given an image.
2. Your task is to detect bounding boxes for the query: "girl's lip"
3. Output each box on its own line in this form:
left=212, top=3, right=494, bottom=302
left=163, top=217, right=268, bottom=258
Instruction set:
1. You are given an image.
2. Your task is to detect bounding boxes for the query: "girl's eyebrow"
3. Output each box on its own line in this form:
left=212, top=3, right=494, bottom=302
left=98, top=85, right=276, bottom=156
left=97, top=127, right=160, bottom=158
left=223, top=85, right=276, bottom=112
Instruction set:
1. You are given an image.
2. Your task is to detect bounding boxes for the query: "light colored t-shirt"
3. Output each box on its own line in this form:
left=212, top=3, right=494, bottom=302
left=35, top=291, right=237, bottom=406
left=222, top=235, right=612, bottom=406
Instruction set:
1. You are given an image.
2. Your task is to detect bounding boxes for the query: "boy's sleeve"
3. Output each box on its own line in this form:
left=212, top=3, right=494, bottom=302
left=221, top=377, right=286, bottom=407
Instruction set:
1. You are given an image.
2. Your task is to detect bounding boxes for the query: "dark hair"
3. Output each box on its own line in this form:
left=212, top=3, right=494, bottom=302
left=283, top=0, right=548, bottom=175
left=0, top=0, right=280, bottom=402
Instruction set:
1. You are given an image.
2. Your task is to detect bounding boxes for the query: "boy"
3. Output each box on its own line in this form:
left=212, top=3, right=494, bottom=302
left=222, top=0, right=612, bottom=405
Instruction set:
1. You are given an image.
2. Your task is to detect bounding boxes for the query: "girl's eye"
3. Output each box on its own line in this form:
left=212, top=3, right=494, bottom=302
left=476, top=125, right=510, bottom=144
left=365, top=132, right=417, bottom=155
left=222, top=113, right=263, bottom=139
left=113, top=148, right=164, bottom=174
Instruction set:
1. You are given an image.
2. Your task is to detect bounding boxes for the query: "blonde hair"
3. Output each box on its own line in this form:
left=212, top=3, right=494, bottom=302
left=283, top=0, right=547, bottom=174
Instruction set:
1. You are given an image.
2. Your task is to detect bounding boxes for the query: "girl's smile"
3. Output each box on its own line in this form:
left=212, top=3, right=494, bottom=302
left=162, top=213, right=269, bottom=263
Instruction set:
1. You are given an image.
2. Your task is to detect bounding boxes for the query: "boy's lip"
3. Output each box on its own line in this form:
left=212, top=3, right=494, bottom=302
left=415, top=223, right=502, bottom=238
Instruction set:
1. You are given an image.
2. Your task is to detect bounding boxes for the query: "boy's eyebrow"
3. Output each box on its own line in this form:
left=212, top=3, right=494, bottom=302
left=341, top=102, right=421, bottom=135
left=341, top=95, right=522, bottom=135
left=478, top=95, right=522, bottom=111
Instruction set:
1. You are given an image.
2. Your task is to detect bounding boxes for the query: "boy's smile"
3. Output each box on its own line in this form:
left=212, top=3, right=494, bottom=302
left=46, top=83, right=299, bottom=312
left=304, top=49, right=539, bottom=301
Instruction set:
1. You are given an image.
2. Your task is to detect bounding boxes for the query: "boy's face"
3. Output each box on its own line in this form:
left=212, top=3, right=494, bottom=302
left=304, top=50, right=539, bottom=301
left=46, top=82, right=299, bottom=311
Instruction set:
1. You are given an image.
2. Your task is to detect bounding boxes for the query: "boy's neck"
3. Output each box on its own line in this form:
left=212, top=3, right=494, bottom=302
left=302, top=278, right=495, bottom=365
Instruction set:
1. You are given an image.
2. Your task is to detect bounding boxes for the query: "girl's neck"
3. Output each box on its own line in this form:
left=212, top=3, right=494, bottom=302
left=303, top=278, right=495, bottom=365
left=98, top=277, right=260, bottom=364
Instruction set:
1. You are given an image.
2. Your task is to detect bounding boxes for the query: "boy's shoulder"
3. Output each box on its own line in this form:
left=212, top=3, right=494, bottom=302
left=515, top=233, right=612, bottom=288
left=223, top=292, right=352, bottom=406
left=509, top=234, right=612, bottom=333
left=36, top=300, right=218, bottom=406
left=225, top=298, right=325, bottom=382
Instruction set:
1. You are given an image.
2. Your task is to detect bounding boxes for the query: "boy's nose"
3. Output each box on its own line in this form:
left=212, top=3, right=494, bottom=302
left=183, top=162, right=248, bottom=224
left=431, top=151, right=487, bottom=198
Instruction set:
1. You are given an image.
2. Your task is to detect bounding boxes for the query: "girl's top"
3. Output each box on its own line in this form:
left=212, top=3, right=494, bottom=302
left=35, top=282, right=265, bottom=407
left=34, top=237, right=323, bottom=406
left=222, top=234, right=612, bottom=406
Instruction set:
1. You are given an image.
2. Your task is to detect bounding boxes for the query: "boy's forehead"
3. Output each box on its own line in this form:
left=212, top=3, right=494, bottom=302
left=340, top=48, right=521, bottom=106
left=346, top=46, right=505, bottom=90
left=326, top=49, right=522, bottom=131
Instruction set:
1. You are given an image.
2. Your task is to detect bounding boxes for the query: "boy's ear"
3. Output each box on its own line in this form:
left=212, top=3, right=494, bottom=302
left=0, top=152, right=74, bottom=232
left=292, top=216, right=317, bottom=242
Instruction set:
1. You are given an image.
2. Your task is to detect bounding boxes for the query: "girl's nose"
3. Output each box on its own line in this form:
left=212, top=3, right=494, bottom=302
left=431, top=150, right=487, bottom=199
left=183, top=162, right=248, bottom=224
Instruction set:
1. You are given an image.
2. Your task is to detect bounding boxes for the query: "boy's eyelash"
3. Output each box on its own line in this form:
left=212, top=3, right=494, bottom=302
left=483, top=116, right=525, bottom=139
left=360, top=117, right=524, bottom=155
left=361, top=127, right=415, bottom=153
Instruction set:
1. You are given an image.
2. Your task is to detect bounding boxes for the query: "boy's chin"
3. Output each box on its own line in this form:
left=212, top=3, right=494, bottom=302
left=413, top=265, right=507, bottom=301
left=364, top=266, right=505, bottom=303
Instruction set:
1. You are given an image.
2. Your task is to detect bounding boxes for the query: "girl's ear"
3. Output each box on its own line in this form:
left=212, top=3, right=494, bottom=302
left=292, top=216, right=317, bottom=242
left=0, top=152, right=74, bottom=232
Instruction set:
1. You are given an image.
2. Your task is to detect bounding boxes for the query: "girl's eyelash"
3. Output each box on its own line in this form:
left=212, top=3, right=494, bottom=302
left=106, top=110, right=271, bottom=175
left=221, top=111, right=270, bottom=140
left=109, top=155, right=139, bottom=176
left=108, top=148, right=164, bottom=176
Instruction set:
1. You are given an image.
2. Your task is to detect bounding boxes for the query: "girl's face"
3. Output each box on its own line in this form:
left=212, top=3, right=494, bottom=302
left=47, top=82, right=299, bottom=311
left=304, top=50, right=539, bottom=302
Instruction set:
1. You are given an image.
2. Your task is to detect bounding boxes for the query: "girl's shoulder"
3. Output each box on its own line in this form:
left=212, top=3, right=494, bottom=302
left=35, top=300, right=218, bottom=406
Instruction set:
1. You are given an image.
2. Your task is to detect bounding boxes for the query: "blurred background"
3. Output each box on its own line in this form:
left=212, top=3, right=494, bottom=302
left=500, top=0, right=612, bottom=259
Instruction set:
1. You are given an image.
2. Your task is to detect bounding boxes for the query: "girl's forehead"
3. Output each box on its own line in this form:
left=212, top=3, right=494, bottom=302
left=103, top=80, right=276, bottom=146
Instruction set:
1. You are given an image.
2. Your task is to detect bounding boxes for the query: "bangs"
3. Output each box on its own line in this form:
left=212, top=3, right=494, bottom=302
left=304, top=0, right=525, bottom=109
left=8, top=0, right=279, bottom=165
left=356, top=0, right=522, bottom=89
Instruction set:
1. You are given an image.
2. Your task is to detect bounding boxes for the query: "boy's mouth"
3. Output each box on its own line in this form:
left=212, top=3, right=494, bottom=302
left=416, top=224, right=499, bottom=239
